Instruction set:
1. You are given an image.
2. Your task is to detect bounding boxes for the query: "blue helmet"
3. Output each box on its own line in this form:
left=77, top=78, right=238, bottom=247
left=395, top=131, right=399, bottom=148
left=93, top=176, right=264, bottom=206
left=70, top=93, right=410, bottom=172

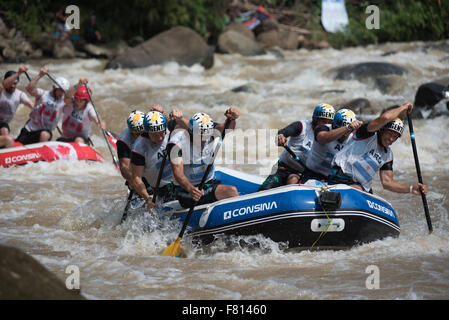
left=143, top=111, right=167, bottom=133
left=313, top=103, right=335, bottom=120
left=127, top=110, right=145, bottom=133
left=381, top=118, right=404, bottom=136
left=333, top=108, right=357, bottom=128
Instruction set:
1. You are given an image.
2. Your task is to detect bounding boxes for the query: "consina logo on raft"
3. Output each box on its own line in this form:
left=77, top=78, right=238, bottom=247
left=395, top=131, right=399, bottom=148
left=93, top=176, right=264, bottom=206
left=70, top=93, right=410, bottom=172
left=224, top=201, right=278, bottom=220
left=4, top=153, right=42, bottom=164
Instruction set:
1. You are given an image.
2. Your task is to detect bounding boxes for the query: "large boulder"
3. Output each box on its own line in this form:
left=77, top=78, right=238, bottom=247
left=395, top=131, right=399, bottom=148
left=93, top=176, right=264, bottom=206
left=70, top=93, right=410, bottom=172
left=105, top=26, right=214, bottom=70
left=218, top=29, right=265, bottom=56
left=332, top=62, right=408, bottom=81
left=0, top=245, right=85, bottom=299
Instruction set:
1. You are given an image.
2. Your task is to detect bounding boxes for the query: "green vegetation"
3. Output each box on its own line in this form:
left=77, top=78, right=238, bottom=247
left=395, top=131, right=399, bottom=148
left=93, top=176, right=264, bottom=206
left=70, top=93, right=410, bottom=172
left=0, top=0, right=448, bottom=48
left=326, top=0, right=449, bottom=48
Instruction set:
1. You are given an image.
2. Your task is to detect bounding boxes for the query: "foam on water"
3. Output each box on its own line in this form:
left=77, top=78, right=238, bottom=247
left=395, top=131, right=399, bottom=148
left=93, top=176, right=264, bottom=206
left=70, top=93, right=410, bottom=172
left=1, top=40, right=449, bottom=299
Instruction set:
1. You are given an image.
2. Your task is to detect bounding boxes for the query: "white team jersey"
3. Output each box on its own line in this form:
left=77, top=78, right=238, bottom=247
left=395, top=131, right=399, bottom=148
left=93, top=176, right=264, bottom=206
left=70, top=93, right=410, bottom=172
left=332, top=132, right=393, bottom=191
left=0, top=89, right=32, bottom=123
left=306, top=124, right=352, bottom=176
left=168, top=128, right=215, bottom=186
left=25, top=89, right=65, bottom=131
left=117, top=127, right=137, bottom=151
left=132, top=132, right=172, bottom=188
left=279, top=119, right=314, bottom=167
left=61, top=102, right=96, bottom=139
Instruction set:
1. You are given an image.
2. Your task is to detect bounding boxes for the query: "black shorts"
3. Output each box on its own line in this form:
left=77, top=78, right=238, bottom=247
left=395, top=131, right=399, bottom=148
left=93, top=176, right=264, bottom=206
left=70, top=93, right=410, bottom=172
left=300, top=167, right=327, bottom=184
left=174, top=179, right=220, bottom=208
left=258, top=161, right=300, bottom=191
left=0, top=122, right=10, bottom=132
left=16, top=127, right=52, bottom=145
left=156, top=182, right=176, bottom=203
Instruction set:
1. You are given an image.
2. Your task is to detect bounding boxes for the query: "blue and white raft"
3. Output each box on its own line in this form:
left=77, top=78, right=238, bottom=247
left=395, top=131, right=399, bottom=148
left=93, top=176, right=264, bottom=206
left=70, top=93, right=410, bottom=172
left=160, top=167, right=400, bottom=250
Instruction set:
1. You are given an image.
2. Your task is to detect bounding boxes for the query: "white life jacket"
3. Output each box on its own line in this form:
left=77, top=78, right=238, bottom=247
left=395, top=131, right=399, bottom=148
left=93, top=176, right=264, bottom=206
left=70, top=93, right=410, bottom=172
left=25, top=89, right=65, bottom=131
left=168, top=128, right=216, bottom=186
left=306, top=124, right=352, bottom=176
left=132, top=131, right=172, bottom=188
left=61, top=102, right=96, bottom=139
left=332, top=132, right=393, bottom=191
left=0, top=89, right=31, bottom=123
left=279, top=119, right=314, bottom=167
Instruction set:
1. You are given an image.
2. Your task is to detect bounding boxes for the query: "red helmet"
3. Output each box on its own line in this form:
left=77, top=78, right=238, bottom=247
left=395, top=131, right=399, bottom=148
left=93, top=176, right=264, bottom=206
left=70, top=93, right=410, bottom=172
left=74, top=86, right=92, bottom=101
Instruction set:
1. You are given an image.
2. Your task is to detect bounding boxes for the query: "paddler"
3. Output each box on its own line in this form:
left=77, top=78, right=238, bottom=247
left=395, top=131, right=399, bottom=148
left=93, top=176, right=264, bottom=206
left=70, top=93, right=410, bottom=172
left=16, top=67, right=71, bottom=145
left=57, top=79, right=106, bottom=144
left=327, top=102, right=428, bottom=195
left=258, top=103, right=336, bottom=190
left=167, top=108, right=240, bottom=208
left=0, top=66, right=33, bottom=148
left=130, top=109, right=189, bottom=209
left=301, top=107, right=363, bottom=184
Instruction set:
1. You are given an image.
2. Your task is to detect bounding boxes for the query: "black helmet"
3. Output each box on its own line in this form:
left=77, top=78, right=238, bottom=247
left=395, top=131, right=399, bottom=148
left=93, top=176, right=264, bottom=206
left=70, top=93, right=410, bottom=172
left=4, top=71, right=19, bottom=83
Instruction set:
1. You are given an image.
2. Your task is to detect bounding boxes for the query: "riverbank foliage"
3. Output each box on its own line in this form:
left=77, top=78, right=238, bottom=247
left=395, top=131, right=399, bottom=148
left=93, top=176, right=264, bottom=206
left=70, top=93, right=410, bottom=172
left=0, top=0, right=448, bottom=48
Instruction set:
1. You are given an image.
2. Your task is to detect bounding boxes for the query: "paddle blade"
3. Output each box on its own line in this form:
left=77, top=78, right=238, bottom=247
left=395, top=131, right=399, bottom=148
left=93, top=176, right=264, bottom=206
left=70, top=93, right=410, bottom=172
left=162, top=237, right=184, bottom=258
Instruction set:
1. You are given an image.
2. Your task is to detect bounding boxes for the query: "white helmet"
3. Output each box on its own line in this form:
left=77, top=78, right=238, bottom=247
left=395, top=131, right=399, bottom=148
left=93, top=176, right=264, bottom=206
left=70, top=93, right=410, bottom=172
left=54, top=77, right=70, bottom=92
left=127, top=110, right=145, bottom=133
left=189, top=112, right=214, bottom=138
left=381, top=118, right=404, bottom=136
left=144, top=111, right=167, bottom=133
left=333, top=108, right=357, bottom=128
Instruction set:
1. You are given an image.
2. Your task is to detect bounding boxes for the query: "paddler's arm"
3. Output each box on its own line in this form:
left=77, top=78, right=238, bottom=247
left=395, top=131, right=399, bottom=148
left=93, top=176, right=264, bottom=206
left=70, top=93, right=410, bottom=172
left=131, top=163, right=156, bottom=210
left=379, top=169, right=427, bottom=195
left=3, top=65, right=27, bottom=89
left=367, top=102, right=413, bottom=133
left=168, top=109, right=189, bottom=130
left=26, top=67, right=48, bottom=97
left=64, top=78, right=89, bottom=104
left=315, top=120, right=363, bottom=144
left=214, top=107, right=239, bottom=134
left=168, top=143, right=204, bottom=201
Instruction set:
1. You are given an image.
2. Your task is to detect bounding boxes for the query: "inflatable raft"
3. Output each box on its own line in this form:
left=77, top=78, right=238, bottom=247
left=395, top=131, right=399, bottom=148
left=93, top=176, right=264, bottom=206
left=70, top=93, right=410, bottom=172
left=161, top=167, right=400, bottom=250
left=0, top=141, right=105, bottom=167
left=0, top=131, right=117, bottom=168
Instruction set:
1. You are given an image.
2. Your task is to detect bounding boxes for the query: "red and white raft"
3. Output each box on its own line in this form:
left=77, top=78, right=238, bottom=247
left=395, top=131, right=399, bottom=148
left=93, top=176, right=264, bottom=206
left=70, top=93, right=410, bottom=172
left=1, top=141, right=106, bottom=167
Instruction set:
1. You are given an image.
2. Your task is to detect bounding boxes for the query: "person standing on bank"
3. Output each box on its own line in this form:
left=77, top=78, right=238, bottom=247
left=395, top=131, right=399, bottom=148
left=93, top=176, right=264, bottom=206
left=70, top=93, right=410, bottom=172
left=0, top=66, right=33, bottom=148
left=328, top=102, right=428, bottom=195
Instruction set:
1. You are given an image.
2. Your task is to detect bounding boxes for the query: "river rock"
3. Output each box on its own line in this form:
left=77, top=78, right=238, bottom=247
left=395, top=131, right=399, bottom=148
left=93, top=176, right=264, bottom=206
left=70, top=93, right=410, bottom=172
left=230, top=84, right=256, bottom=94
left=83, top=40, right=128, bottom=59
left=224, top=22, right=255, bottom=41
left=105, top=26, right=214, bottom=70
left=256, top=30, right=279, bottom=48
left=342, top=98, right=372, bottom=114
left=218, top=29, right=265, bottom=56
left=333, top=62, right=408, bottom=81
left=0, top=244, right=85, bottom=299
left=0, top=17, right=8, bottom=36
left=53, top=40, right=76, bottom=59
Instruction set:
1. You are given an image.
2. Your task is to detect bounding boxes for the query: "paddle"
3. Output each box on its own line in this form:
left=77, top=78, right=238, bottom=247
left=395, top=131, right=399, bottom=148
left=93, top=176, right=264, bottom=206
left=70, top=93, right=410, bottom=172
left=84, top=84, right=119, bottom=168
left=407, top=113, right=433, bottom=234
left=162, top=118, right=231, bottom=257
left=121, top=148, right=169, bottom=223
left=120, top=189, right=135, bottom=223
left=283, top=145, right=305, bottom=173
